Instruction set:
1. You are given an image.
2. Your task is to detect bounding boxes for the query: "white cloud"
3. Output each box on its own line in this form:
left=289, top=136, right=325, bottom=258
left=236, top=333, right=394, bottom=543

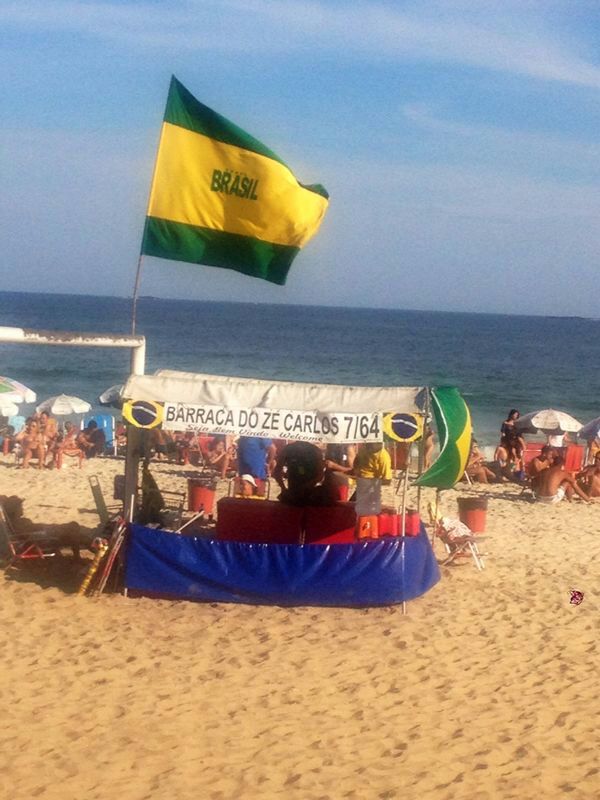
left=2, top=0, right=600, bottom=86
left=401, top=103, right=600, bottom=167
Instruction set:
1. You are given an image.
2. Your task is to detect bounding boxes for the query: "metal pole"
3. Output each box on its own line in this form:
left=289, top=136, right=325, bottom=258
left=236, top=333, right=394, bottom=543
left=417, top=389, right=431, bottom=514
left=131, top=253, right=145, bottom=336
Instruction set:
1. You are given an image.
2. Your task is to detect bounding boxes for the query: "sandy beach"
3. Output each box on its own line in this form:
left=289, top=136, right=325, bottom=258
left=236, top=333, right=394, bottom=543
left=1, top=454, right=598, bottom=800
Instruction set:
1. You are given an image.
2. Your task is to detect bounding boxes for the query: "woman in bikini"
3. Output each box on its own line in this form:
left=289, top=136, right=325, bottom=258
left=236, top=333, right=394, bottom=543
left=55, top=422, right=84, bottom=469
left=15, top=418, right=45, bottom=469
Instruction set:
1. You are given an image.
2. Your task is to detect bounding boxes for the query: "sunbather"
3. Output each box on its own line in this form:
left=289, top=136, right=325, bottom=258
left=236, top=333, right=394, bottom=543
left=577, top=452, right=600, bottom=498
left=1, top=494, right=89, bottom=560
left=465, top=440, right=498, bottom=484
left=55, top=422, right=84, bottom=469
left=528, top=445, right=556, bottom=494
left=15, top=418, right=45, bottom=469
left=534, top=456, right=590, bottom=504
left=206, top=435, right=230, bottom=478
left=77, top=421, right=106, bottom=458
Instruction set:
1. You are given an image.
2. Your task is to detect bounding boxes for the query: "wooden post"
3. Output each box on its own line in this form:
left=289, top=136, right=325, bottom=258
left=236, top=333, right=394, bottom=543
left=123, top=426, right=144, bottom=522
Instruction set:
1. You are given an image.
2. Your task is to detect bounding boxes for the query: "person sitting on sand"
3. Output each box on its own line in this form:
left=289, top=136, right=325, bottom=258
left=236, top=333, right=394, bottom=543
left=234, top=474, right=263, bottom=499
left=206, top=435, right=231, bottom=479
left=534, top=455, right=591, bottom=504
left=1, top=494, right=90, bottom=561
left=527, top=445, right=555, bottom=494
left=465, top=440, right=498, bottom=484
left=576, top=452, right=600, bottom=498
left=54, top=422, right=85, bottom=469
left=15, top=417, right=45, bottom=469
left=77, top=421, right=106, bottom=459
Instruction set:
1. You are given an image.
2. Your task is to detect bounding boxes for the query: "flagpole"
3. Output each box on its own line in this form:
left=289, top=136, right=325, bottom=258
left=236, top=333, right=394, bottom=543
left=131, top=252, right=145, bottom=335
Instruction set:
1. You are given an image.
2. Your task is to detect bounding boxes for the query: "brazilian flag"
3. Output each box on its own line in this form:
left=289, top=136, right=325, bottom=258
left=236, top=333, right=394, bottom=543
left=415, top=387, right=472, bottom=489
left=141, top=76, right=329, bottom=285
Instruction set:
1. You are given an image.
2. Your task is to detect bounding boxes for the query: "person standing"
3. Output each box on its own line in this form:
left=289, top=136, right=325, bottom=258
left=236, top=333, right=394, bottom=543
left=236, top=436, right=276, bottom=494
left=500, top=409, right=525, bottom=466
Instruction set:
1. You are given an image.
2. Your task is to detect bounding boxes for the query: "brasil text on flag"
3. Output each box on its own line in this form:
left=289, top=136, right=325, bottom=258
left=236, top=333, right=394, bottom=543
left=141, top=76, right=329, bottom=285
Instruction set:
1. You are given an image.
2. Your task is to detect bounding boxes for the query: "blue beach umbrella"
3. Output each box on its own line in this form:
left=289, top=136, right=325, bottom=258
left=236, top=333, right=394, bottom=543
left=98, top=384, right=124, bottom=408
left=578, top=417, right=600, bottom=442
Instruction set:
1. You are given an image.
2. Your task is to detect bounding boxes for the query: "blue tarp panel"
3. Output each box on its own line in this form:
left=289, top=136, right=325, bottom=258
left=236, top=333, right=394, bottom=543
left=125, top=524, right=440, bottom=607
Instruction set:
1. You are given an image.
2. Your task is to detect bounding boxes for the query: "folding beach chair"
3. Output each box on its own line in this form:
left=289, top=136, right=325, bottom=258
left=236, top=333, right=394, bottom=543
left=158, top=489, right=186, bottom=530
left=0, top=503, right=59, bottom=567
left=428, top=502, right=485, bottom=571
left=89, top=475, right=123, bottom=527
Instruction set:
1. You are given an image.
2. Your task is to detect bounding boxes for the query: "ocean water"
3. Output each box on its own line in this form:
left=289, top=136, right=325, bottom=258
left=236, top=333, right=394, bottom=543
left=0, top=291, right=598, bottom=446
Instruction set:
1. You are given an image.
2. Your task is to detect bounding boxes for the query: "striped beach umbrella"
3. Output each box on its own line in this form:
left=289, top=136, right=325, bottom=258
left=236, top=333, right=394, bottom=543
left=0, top=376, right=36, bottom=404
left=515, top=409, right=582, bottom=435
left=0, top=399, right=20, bottom=417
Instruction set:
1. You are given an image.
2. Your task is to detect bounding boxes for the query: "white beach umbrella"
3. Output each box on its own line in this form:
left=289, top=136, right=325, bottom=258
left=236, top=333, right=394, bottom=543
left=515, top=409, right=582, bottom=435
left=0, top=399, right=20, bottom=417
left=578, top=417, right=600, bottom=442
left=36, top=394, right=91, bottom=416
left=0, top=376, right=36, bottom=404
left=98, top=384, right=124, bottom=407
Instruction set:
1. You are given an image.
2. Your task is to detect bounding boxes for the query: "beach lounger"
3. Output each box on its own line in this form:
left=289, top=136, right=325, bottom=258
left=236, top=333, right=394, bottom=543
left=0, top=503, right=59, bottom=567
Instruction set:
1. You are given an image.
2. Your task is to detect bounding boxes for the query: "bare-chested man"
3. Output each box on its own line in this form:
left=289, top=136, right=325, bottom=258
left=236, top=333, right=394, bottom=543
left=528, top=445, right=555, bottom=494
left=577, top=453, right=600, bottom=498
left=535, top=455, right=591, bottom=504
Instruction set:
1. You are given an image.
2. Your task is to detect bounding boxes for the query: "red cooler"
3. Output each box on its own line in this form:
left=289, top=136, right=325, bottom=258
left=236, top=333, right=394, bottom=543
left=357, top=515, right=379, bottom=540
left=304, top=503, right=357, bottom=544
left=404, top=509, right=421, bottom=536
left=216, top=498, right=304, bottom=544
left=378, top=512, right=400, bottom=537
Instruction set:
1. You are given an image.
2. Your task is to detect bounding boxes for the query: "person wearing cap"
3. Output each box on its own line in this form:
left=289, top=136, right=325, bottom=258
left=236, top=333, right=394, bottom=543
left=235, top=473, right=262, bottom=498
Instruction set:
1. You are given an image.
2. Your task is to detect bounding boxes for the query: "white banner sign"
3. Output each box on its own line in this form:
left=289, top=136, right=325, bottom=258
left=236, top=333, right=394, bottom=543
left=162, top=402, right=382, bottom=443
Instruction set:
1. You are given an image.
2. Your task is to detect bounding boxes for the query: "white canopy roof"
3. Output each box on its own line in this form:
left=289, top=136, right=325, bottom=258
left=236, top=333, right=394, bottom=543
left=123, top=370, right=426, bottom=413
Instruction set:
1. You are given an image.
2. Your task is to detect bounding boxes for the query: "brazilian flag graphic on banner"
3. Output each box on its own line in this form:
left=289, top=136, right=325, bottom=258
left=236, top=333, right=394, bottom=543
left=414, top=386, right=472, bottom=489
left=141, top=76, right=329, bottom=285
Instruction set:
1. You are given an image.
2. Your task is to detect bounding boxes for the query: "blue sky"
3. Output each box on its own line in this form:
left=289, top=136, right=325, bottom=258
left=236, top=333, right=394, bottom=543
left=2, top=0, right=600, bottom=315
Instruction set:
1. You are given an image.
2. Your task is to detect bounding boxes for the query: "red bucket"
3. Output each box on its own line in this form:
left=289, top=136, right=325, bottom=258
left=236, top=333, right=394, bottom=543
left=188, top=479, right=216, bottom=515
left=457, top=497, right=488, bottom=533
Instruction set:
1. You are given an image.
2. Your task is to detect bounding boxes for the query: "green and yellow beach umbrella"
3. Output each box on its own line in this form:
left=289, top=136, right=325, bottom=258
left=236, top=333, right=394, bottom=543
left=0, top=376, right=36, bottom=404
left=414, top=386, right=472, bottom=489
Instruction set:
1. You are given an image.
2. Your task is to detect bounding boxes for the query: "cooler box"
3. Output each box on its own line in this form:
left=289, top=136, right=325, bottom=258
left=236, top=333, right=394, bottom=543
left=378, top=512, right=399, bottom=537
left=357, top=515, right=379, bottom=540
left=304, top=503, right=357, bottom=544
left=404, top=509, right=421, bottom=536
left=377, top=509, right=421, bottom=537
left=216, top=498, right=304, bottom=544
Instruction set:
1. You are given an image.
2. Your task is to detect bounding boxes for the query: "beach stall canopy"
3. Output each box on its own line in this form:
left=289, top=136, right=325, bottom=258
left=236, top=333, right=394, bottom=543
left=121, top=370, right=427, bottom=442
left=119, top=371, right=470, bottom=606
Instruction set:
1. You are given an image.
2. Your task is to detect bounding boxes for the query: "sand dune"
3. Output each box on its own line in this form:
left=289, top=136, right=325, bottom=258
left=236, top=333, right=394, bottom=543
left=1, top=455, right=598, bottom=799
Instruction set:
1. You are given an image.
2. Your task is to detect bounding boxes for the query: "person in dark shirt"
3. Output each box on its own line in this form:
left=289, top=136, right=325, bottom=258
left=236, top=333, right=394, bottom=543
left=78, top=421, right=106, bottom=459
left=273, top=441, right=325, bottom=506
